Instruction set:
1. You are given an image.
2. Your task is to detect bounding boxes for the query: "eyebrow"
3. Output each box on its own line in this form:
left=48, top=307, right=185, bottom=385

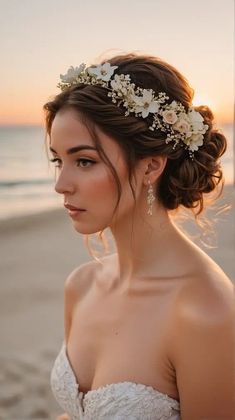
left=49, top=145, right=97, bottom=155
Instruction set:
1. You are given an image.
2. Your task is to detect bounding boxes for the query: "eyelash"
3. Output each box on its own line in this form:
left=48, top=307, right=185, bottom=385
left=49, top=158, right=96, bottom=168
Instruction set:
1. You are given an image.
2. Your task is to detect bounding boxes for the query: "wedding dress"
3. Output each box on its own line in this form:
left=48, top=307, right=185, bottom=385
left=51, top=341, right=181, bottom=419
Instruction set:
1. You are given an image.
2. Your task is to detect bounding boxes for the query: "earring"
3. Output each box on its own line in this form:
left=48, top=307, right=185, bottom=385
left=147, top=180, right=156, bottom=216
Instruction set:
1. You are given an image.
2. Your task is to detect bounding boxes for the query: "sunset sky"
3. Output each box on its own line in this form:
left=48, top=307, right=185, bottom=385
left=0, top=0, right=234, bottom=126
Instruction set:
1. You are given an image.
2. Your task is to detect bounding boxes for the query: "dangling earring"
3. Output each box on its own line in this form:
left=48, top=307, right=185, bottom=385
left=147, top=180, right=156, bottom=216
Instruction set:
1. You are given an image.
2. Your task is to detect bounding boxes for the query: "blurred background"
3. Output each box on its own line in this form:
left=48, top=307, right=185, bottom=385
left=0, top=0, right=234, bottom=419
left=0, top=0, right=234, bottom=220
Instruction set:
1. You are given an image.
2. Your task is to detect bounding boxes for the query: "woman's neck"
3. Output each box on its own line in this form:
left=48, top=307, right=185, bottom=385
left=109, top=203, right=187, bottom=289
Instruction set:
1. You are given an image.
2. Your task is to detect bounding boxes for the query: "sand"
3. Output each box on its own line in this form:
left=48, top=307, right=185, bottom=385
left=0, top=184, right=234, bottom=420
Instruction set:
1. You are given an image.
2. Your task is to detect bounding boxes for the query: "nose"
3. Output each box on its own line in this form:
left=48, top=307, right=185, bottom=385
left=54, top=169, right=75, bottom=195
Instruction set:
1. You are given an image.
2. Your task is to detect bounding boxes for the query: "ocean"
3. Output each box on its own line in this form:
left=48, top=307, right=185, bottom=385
left=0, top=123, right=234, bottom=221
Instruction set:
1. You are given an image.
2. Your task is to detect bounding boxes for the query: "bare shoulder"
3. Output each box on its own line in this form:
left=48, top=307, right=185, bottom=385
left=175, top=224, right=234, bottom=317
left=171, top=264, right=235, bottom=417
left=169, top=260, right=235, bottom=364
left=64, top=253, right=116, bottom=303
left=175, top=261, right=234, bottom=325
left=64, top=257, right=104, bottom=342
left=65, top=259, right=100, bottom=298
left=64, top=254, right=116, bottom=341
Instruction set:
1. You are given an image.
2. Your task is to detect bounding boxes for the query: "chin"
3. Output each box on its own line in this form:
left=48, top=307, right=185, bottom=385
left=72, top=220, right=108, bottom=235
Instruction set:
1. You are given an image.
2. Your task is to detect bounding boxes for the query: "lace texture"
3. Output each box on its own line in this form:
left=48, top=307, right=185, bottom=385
left=51, top=342, right=181, bottom=419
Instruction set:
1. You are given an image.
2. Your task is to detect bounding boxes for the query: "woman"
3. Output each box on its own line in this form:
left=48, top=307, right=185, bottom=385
left=43, top=53, right=234, bottom=419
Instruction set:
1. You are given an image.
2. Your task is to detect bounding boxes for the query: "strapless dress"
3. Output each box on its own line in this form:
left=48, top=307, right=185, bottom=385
left=51, top=341, right=181, bottom=419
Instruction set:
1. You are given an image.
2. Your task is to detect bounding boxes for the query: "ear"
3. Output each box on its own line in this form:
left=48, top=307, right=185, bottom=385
left=142, top=155, right=168, bottom=186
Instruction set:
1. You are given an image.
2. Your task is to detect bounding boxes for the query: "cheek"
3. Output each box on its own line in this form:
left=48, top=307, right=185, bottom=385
left=83, top=166, right=118, bottom=202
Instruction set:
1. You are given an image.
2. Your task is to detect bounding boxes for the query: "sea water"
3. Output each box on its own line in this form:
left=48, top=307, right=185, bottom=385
left=0, top=125, right=61, bottom=220
left=0, top=123, right=233, bottom=220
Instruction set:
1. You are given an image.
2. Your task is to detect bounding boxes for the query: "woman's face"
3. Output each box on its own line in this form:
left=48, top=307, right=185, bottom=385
left=49, top=108, right=143, bottom=234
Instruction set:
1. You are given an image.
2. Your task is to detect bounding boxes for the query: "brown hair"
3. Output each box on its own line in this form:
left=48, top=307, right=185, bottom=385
left=43, top=52, right=227, bottom=225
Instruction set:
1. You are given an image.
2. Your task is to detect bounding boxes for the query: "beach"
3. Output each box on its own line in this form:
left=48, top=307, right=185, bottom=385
left=0, top=184, right=234, bottom=420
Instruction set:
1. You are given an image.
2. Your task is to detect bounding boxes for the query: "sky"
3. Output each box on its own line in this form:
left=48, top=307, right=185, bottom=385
left=0, top=0, right=234, bottom=126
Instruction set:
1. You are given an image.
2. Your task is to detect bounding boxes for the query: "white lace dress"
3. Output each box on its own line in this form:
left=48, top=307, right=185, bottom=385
left=51, top=342, right=181, bottom=419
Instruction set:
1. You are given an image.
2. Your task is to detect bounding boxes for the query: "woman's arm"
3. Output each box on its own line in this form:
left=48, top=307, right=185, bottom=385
left=64, top=260, right=97, bottom=343
left=174, top=278, right=235, bottom=419
left=55, top=262, right=97, bottom=420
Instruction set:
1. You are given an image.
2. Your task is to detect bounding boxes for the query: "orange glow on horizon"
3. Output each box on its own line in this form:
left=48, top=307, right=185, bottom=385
left=0, top=90, right=233, bottom=127
left=0, top=108, right=233, bottom=127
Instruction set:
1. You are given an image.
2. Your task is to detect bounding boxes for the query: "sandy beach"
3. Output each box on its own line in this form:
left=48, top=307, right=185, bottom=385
left=0, top=184, right=234, bottom=420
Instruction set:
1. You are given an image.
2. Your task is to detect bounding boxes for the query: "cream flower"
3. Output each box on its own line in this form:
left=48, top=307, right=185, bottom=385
left=110, top=74, right=123, bottom=91
left=87, top=63, right=118, bottom=81
left=58, top=61, right=209, bottom=158
left=187, top=109, right=208, bottom=133
left=162, top=110, right=178, bottom=124
left=170, top=100, right=178, bottom=109
left=60, top=64, right=85, bottom=83
left=133, top=90, right=160, bottom=118
left=173, top=116, right=191, bottom=134
left=184, top=133, right=204, bottom=151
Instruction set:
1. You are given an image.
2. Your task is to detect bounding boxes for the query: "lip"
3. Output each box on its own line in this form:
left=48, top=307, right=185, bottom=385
left=64, top=203, right=86, bottom=211
left=67, top=208, right=86, bottom=220
left=64, top=203, right=86, bottom=220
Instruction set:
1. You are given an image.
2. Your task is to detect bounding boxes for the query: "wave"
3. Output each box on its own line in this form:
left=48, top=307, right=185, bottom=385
left=0, top=179, right=53, bottom=188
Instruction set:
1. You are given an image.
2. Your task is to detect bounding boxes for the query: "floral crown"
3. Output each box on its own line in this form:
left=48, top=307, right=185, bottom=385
left=57, top=62, right=209, bottom=159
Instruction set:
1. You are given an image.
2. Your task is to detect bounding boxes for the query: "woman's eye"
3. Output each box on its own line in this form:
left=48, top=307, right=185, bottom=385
left=49, top=158, right=95, bottom=168
left=77, top=159, right=95, bottom=168
left=49, top=158, right=62, bottom=168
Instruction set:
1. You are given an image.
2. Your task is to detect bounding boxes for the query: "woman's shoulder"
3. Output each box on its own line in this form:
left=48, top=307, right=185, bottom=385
left=177, top=230, right=233, bottom=307
left=175, top=252, right=234, bottom=327
left=171, top=261, right=235, bottom=417
left=169, top=254, right=234, bottom=375
left=64, top=253, right=115, bottom=298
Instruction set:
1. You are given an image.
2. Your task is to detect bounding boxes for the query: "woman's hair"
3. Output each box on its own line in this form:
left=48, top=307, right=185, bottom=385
left=43, top=52, right=227, bottom=223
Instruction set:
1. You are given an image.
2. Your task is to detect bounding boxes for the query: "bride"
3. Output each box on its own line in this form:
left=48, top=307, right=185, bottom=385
left=43, top=52, right=234, bottom=419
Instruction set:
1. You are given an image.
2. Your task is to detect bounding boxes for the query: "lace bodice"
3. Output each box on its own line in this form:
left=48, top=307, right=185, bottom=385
left=51, top=342, right=181, bottom=419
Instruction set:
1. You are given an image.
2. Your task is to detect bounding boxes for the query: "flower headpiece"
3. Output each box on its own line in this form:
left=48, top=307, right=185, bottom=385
left=57, top=62, right=209, bottom=159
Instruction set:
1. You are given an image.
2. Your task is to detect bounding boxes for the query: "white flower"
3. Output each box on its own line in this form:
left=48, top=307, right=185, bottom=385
left=184, top=133, right=204, bottom=151
left=188, top=108, right=204, bottom=122
left=110, top=74, right=123, bottom=91
left=187, top=109, right=205, bottom=132
left=203, top=124, right=209, bottom=133
left=60, top=64, right=85, bottom=83
left=58, top=61, right=208, bottom=158
left=173, top=115, right=190, bottom=134
left=162, top=110, right=178, bottom=124
left=87, top=62, right=118, bottom=81
left=169, top=100, right=178, bottom=109
left=133, top=90, right=160, bottom=118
